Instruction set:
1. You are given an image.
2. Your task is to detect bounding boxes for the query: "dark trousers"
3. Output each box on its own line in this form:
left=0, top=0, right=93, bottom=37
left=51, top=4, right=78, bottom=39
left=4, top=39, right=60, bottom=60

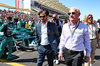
left=37, top=45, right=54, bottom=66
left=63, top=48, right=84, bottom=66
left=54, top=52, right=58, bottom=60
left=98, top=29, right=100, bottom=34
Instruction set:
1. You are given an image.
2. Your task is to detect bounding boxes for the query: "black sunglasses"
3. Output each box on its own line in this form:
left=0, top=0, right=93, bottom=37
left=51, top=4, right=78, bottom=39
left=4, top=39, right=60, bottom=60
left=68, top=12, right=76, bottom=15
left=39, top=16, right=45, bottom=18
left=88, top=17, right=93, bottom=19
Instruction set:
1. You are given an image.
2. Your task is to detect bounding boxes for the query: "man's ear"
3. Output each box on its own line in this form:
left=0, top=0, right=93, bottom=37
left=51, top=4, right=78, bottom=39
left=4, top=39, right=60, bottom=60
left=79, top=13, right=81, bottom=16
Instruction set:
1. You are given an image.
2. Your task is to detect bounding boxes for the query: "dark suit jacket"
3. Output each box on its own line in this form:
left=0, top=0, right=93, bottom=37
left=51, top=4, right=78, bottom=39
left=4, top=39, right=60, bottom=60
left=35, top=22, right=59, bottom=52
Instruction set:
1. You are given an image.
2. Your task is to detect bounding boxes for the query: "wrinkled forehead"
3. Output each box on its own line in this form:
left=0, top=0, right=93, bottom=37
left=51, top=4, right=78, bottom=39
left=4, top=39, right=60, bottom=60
left=69, top=8, right=77, bottom=13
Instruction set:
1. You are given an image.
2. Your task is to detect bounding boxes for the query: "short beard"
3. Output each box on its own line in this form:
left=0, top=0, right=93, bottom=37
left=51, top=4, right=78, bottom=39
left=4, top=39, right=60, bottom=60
left=41, top=18, right=47, bottom=23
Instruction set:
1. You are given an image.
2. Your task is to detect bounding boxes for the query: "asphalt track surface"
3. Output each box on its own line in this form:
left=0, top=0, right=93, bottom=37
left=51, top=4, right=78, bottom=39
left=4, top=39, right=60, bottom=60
left=0, top=48, right=100, bottom=66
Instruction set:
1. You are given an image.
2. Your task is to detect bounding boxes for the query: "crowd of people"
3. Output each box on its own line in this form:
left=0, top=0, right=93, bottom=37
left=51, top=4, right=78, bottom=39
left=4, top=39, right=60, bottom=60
left=0, top=9, right=37, bottom=61
left=0, top=7, right=100, bottom=66
left=36, top=8, right=100, bottom=66
left=0, top=9, right=38, bottom=28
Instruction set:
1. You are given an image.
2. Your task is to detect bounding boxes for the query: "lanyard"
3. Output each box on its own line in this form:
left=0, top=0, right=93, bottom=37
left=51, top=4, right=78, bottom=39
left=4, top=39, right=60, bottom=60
left=68, top=22, right=80, bottom=34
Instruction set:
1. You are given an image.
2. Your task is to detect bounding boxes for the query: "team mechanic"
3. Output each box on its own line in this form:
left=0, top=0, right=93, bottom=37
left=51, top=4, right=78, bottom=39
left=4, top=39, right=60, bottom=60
left=0, top=16, right=15, bottom=61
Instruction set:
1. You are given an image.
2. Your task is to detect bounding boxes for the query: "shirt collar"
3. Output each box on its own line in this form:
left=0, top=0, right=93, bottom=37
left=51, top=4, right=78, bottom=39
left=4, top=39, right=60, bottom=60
left=70, top=21, right=80, bottom=28
left=42, top=21, right=48, bottom=27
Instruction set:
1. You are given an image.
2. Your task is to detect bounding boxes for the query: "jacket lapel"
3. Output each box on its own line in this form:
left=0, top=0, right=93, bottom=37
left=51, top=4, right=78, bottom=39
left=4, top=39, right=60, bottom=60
left=47, top=22, right=50, bottom=36
left=39, top=23, right=41, bottom=38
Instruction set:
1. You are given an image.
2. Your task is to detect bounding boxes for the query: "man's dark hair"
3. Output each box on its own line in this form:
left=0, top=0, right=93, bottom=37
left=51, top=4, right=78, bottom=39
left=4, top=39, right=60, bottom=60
left=7, top=16, right=12, bottom=21
left=53, top=17, right=57, bottom=21
left=53, top=17, right=59, bottom=26
left=38, top=10, right=49, bottom=16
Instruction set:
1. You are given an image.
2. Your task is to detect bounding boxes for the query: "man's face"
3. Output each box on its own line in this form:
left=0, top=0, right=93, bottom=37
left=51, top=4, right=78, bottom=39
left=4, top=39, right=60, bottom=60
left=39, top=12, right=48, bottom=23
left=68, top=8, right=80, bottom=22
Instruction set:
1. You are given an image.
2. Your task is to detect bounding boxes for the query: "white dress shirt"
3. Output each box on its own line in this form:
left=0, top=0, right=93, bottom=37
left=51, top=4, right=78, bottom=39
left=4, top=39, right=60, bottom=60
left=59, top=21, right=91, bottom=56
left=88, top=24, right=99, bottom=39
left=40, top=22, right=50, bottom=45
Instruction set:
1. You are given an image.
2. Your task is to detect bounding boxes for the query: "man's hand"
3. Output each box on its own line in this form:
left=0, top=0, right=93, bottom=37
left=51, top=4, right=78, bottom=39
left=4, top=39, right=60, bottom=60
left=84, top=56, right=90, bottom=63
left=58, top=53, right=63, bottom=61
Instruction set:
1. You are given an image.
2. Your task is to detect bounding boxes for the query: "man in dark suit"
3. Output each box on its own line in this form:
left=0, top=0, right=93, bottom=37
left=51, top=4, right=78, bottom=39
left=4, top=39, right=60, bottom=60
left=35, top=10, right=59, bottom=66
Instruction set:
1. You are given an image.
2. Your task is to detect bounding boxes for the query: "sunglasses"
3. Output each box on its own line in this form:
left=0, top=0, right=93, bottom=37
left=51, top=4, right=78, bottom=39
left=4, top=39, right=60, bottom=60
left=39, top=16, right=45, bottom=18
left=88, top=17, right=93, bottom=19
left=68, top=12, right=76, bottom=15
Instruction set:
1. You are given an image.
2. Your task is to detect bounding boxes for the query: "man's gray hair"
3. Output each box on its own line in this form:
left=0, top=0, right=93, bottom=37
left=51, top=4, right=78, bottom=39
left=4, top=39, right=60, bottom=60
left=76, top=8, right=80, bottom=13
left=70, top=7, right=80, bottom=13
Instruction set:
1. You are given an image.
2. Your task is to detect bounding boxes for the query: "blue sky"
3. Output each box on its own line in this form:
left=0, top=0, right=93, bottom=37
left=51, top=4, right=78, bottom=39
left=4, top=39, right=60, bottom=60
left=0, top=0, right=100, bottom=21
left=59, top=0, right=100, bottom=21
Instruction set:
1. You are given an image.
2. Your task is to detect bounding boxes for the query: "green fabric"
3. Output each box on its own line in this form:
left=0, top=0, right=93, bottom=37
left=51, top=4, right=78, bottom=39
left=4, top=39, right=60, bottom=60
left=6, top=22, right=14, bottom=36
left=0, top=20, right=3, bottom=26
left=0, top=37, right=13, bottom=60
left=17, top=21, right=21, bottom=28
left=0, top=21, right=14, bottom=60
left=21, top=21, right=26, bottom=28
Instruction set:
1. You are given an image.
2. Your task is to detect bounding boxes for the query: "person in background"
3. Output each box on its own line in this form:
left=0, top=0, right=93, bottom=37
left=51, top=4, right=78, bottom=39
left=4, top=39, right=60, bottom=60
left=25, top=19, right=29, bottom=29
left=20, top=19, right=26, bottom=28
left=84, top=14, right=100, bottom=66
left=29, top=18, right=35, bottom=30
left=0, top=16, right=15, bottom=61
left=28, top=19, right=31, bottom=26
left=53, top=14, right=62, bottom=30
left=0, top=20, right=3, bottom=27
left=97, top=19, right=100, bottom=34
left=35, top=10, right=59, bottom=66
left=52, top=17, right=62, bottom=37
left=13, top=18, right=18, bottom=28
left=37, top=20, right=41, bottom=24
left=0, top=17, right=4, bottom=26
left=63, top=19, right=68, bottom=25
left=81, top=19, right=84, bottom=23
left=17, top=18, right=21, bottom=28
left=78, top=18, right=81, bottom=22
left=52, top=17, right=62, bottom=64
left=58, top=7, right=91, bottom=66
left=93, top=20, right=97, bottom=23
